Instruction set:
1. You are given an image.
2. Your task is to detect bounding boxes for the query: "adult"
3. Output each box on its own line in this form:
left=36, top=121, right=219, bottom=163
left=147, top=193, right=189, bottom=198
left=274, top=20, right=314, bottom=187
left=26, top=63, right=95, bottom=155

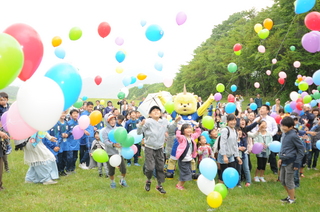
left=139, top=97, right=145, bottom=106
left=121, top=100, right=129, bottom=116
left=131, top=101, right=137, bottom=111
left=197, top=97, right=203, bottom=109
left=299, top=104, right=315, bottom=129
left=117, top=98, right=126, bottom=113
left=254, top=94, right=263, bottom=110
left=104, top=108, right=120, bottom=124
left=104, top=101, right=114, bottom=116
left=271, top=98, right=283, bottom=114
left=94, top=100, right=104, bottom=114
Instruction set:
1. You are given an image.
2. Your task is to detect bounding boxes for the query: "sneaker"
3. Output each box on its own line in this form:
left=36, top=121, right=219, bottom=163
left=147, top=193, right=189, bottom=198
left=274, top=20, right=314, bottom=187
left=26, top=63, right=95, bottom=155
left=175, top=184, right=185, bottom=190
left=156, top=186, right=166, bottom=194
left=254, top=176, right=260, bottom=182
left=313, top=168, right=318, bottom=170
left=110, top=182, right=116, bottom=189
left=280, top=196, right=289, bottom=202
left=134, top=163, right=141, bottom=166
left=245, top=183, right=251, bottom=187
left=120, top=179, right=128, bottom=187
left=145, top=180, right=151, bottom=191
left=259, top=177, right=266, bottom=182
left=127, top=163, right=131, bottom=167
left=80, top=163, right=89, bottom=170
left=307, top=167, right=311, bottom=170
left=99, top=174, right=103, bottom=177
left=237, top=185, right=242, bottom=188
left=43, top=180, right=58, bottom=185
left=300, top=173, right=305, bottom=178
left=59, top=171, right=68, bottom=176
left=287, top=199, right=296, bottom=204
left=273, top=171, right=278, bottom=175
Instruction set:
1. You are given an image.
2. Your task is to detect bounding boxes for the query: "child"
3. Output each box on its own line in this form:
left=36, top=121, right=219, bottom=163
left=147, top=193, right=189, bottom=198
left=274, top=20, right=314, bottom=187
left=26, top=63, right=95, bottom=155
left=91, top=131, right=108, bottom=177
left=208, top=129, right=218, bottom=148
left=0, top=126, right=9, bottom=190
left=137, top=106, right=180, bottom=194
left=125, top=111, right=140, bottom=166
left=197, top=135, right=212, bottom=165
left=66, top=109, right=80, bottom=174
left=0, top=93, right=11, bottom=173
left=103, top=115, right=127, bottom=188
left=235, top=128, right=248, bottom=187
left=279, top=117, right=305, bottom=204
left=215, top=115, right=222, bottom=130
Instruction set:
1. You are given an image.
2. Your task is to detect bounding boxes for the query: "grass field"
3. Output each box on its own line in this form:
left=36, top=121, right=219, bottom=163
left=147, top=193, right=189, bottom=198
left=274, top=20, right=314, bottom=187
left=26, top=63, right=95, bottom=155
left=1, top=144, right=320, bottom=212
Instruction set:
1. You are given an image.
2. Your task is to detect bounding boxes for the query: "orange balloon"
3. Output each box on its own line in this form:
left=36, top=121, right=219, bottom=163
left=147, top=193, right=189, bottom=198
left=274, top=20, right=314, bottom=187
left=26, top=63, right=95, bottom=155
left=263, top=18, right=273, bottom=31
left=89, top=111, right=102, bottom=126
left=52, top=36, right=62, bottom=47
left=137, top=73, right=147, bottom=80
left=298, top=77, right=303, bottom=82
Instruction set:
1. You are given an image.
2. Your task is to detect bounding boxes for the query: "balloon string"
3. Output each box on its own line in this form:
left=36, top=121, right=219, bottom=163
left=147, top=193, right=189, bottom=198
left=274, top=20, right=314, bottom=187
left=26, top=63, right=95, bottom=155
left=273, top=81, right=287, bottom=99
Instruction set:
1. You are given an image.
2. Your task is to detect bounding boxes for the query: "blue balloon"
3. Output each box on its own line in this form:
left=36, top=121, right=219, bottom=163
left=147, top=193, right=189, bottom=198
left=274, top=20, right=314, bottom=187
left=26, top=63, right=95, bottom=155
left=312, top=70, right=320, bottom=86
left=225, top=103, right=236, bottom=114
left=311, top=100, right=317, bottom=107
left=199, top=158, right=217, bottom=181
left=45, top=63, right=82, bottom=111
left=230, top=85, right=237, bottom=92
left=316, top=140, right=320, bottom=150
left=265, top=102, right=270, bottom=106
left=158, top=51, right=164, bottom=58
left=295, top=82, right=299, bottom=86
left=269, top=141, right=281, bottom=153
left=99, top=127, right=106, bottom=142
left=138, top=84, right=143, bottom=89
left=129, top=129, right=143, bottom=144
left=121, top=147, right=134, bottom=159
left=300, top=110, right=304, bottom=116
left=222, top=167, right=239, bottom=188
left=298, top=90, right=302, bottom=94
left=284, top=104, right=293, bottom=113
left=108, top=128, right=117, bottom=143
left=82, top=96, right=88, bottom=101
left=154, top=62, right=163, bottom=71
left=201, top=131, right=211, bottom=144
left=145, top=24, right=164, bottom=42
left=250, top=103, right=257, bottom=111
left=115, top=51, right=126, bottom=63
left=140, top=19, right=146, bottom=27
left=122, top=76, right=131, bottom=87
left=131, top=76, right=137, bottom=84
left=295, top=0, right=316, bottom=14
left=54, top=46, right=66, bottom=59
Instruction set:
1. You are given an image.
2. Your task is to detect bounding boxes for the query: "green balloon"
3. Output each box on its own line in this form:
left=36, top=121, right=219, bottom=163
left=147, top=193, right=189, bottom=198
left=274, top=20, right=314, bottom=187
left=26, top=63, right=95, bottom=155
left=234, top=50, right=241, bottom=56
left=0, top=33, right=24, bottom=90
left=214, top=183, right=228, bottom=199
left=314, top=91, right=320, bottom=100
left=202, top=116, right=214, bottom=130
left=303, top=95, right=312, bottom=104
left=298, top=82, right=308, bottom=91
left=92, top=149, right=109, bottom=163
left=290, top=46, right=296, bottom=51
left=216, top=83, right=225, bottom=92
left=114, top=127, right=128, bottom=143
left=317, top=85, right=320, bottom=91
left=73, top=99, right=83, bottom=108
left=121, top=134, right=134, bottom=148
left=258, top=29, right=270, bottom=39
left=164, top=101, right=175, bottom=114
left=117, top=92, right=125, bottom=99
left=69, top=27, right=82, bottom=41
left=227, top=63, right=237, bottom=73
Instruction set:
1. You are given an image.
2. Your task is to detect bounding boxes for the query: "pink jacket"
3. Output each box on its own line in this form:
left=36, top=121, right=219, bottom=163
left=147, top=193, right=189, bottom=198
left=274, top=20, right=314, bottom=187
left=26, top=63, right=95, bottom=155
left=175, top=127, right=201, bottom=160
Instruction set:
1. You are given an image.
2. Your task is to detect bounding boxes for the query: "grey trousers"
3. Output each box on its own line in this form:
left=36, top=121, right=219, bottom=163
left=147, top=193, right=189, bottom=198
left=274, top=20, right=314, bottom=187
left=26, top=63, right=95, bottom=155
left=145, top=147, right=165, bottom=184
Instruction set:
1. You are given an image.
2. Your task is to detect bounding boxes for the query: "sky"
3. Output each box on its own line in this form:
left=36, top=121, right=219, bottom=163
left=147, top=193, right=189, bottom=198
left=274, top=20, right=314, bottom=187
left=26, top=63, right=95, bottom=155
left=0, top=0, right=274, bottom=98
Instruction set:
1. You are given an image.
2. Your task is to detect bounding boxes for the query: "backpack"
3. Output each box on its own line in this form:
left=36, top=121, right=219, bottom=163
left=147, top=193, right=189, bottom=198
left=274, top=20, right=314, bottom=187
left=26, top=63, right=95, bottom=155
left=213, top=127, right=238, bottom=155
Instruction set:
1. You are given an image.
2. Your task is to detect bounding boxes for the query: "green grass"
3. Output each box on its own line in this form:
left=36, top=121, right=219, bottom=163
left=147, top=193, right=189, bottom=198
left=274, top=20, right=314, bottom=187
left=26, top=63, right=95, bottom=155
left=1, top=145, right=320, bottom=212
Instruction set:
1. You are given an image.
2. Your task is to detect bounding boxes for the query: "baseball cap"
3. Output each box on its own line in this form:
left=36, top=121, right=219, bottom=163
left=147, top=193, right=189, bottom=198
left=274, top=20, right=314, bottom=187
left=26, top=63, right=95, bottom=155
left=149, top=105, right=161, bottom=114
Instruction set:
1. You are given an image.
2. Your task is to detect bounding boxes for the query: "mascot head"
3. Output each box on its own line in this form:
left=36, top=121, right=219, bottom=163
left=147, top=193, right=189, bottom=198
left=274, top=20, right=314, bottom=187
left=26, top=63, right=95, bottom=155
left=173, top=85, right=197, bottom=115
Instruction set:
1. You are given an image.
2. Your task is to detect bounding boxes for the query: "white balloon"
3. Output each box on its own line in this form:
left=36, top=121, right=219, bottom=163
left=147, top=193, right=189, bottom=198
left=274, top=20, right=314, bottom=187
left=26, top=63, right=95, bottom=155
left=17, top=77, right=65, bottom=131
left=197, top=174, right=216, bottom=195
left=109, top=154, right=122, bottom=167
left=78, top=115, right=90, bottom=130
left=290, top=91, right=299, bottom=101
left=120, top=87, right=129, bottom=98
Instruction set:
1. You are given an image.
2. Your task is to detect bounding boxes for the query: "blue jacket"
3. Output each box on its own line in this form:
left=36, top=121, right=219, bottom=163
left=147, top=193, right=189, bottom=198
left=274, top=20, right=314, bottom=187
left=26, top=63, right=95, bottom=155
left=207, top=105, right=213, bottom=116
left=125, top=119, right=139, bottom=133
left=43, top=137, right=59, bottom=156
left=95, top=121, right=104, bottom=130
left=67, top=119, right=80, bottom=151
left=0, top=103, right=9, bottom=118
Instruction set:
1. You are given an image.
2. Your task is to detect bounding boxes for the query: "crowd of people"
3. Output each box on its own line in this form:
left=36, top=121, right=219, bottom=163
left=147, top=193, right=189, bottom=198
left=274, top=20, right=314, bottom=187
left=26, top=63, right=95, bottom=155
left=0, top=92, right=319, bottom=204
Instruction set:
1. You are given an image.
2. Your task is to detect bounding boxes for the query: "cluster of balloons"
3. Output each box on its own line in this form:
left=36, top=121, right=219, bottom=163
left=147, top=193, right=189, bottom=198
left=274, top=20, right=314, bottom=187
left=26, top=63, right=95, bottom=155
left=122, top=75, right=137, bottom=87
left=233, top=43, right=242, bottom=55
left=254, top=18, right=273, bottom=40
left=73, top=112, right=102, bottom=139
left=225, top=94, right=237, bottom=114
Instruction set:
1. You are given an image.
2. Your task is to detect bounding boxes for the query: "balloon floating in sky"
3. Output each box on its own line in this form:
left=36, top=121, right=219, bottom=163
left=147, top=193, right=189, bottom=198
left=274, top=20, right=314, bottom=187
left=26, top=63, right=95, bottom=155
left=301, top=31, right=320, bottom=53
left=163, top=78, right=173, bottom=88
left=140, top=20, right=147, bottom=27
left=54, top=46, right=66, bottom=59
left=115, top=51, right=126, bottom=63
left=115, top=37, right=124, bottom=46
left=154, top=62, right=163, bottom=71
left=116, top=66, right=123, bottom=74
left=158, top=51, right=164, bottom=58
left=227, top=63, right=237, bottom=73
left=176, top=11, right=187, bottom=25
left=98, top=22, right=111, bottom=38
left=69, top=27, right=82, bottom=41
left=130, top=76, right=137, bottom=84
left=263, top=18, right=273, bottom=30
left=258, top=29, right=270, bottom=39
left=295, top=0, right=316, bottom=14
left=52, top=36, right=62, bottom=47
left=137, top=73, right=147, bottom=80
left=254, top=23, right=263, bottom=33
left=95, top=75, right=102, bottom=85
left=145, top=24, right=164, bottom=42
left=122, top=75, right=131, bottom=87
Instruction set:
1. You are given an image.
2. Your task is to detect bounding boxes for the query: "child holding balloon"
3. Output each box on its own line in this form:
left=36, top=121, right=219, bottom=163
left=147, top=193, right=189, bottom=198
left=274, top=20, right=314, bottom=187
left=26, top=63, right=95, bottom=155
left=66, top=109, right=80, bottom=174
left=91, top=131, right=108, bottom=177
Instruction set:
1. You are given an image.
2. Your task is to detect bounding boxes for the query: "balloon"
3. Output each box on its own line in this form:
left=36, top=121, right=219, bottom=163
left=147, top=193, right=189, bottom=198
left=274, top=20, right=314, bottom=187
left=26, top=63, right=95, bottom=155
left=78, top=115, right=90, bottom=130
left=98, top=22, right=111, bottom=38
left=263, top=18, right=273, bottom=30
left=199, top=158, right=217, bottom=181
left=6, top=102, right=37, bottom=140
left=311, top=99, right=317, bottom=107
left=122, top=75, right=131, bottom=87
left=0, top=112, right=8, bottom=132
left=298, top=81, right=308, bottom=91
left=225, top=103, right=236, bottom=114
left=117, top=92, right=125, bottom=99
left=290, top=101, right=297, bottom=109
left=275, top=115, right=282, bottom=124
left=52, top=36, right=62, bottom=47
left=214, top=93, right=222, bottom=101
left=115, top=37, right=124, bottom=46
left=82, top=96, right=88, bottom=101
left=109, top=154, right=122, bottom=167
left=4, top=24, right=43, bottom=82
left=121, top=134, right=134, bottom=148
left=202, top=116, right=214, bottom=130
left=164, top=101, right=175, bottom=114
left=163, top=78, right=173, bottom=88
left=254, top=23, right=263, bottom=33
left=54, top=46, right=65, bottom=59
left=301, top=91, right=308, bottom=98
left=73, top=99, right=83, bottom=108
left=121, top=147, right=134, bottom=159
left=69, top=27, right=82, bottom=40
left=258, top=29, right=270, bottom=39
left=120, top=87, right=129, bottom=97
left=278, top=78, right=285, bottom=85
left=234, top=50, right=241, bottom=55
left=305, top=11, right=320, bottom=31
left=114, top=127, right=128, bottom=143
left=130, top=76, right=137, bottom=85
left=108, top=128, right=117, bottom=143
left=316, top=140, right=320, bottom=150
left=138, top=84, right=144, bottom=89
left=313, top=70, right=320, bottom=85
left=270, top=112, right=277, bottom=118
left=140, top=19, right=147, bottom=27
left=131, top=144, right=138, bottom=154
left=231, top=85, right=237, bottom=92
left=99, top=127, right=106, bottom=142
left=89, top=111, right=102, bottom=126
left=250, top=103, right=258, bottom=110
left=269, top=141, right=282, bottom=153
left=95, top=75, right=102, bottom=85
left=290, top=91, right=299, bottom=101
left=137, top=73, right=147, bottom=80
left=295, top=0, right=316, bottom=14
left=115, top=66, right=123, bottom=74
left=115, top=51, right=126, bottom=63
left=303, top=95, right=312, bottom=104
left=290, top=46, right=296, bottom=51
left=158, top=51, right=164, bottom=58
left=266, top=70, right=271, bottom=75
left=305, top=76, right=313, bottom=85
left=254, top=82, right=260, bottom=88
left=154, top=62, right=163, bottom=71
left=258, top=45, right=266, bottom=53
left=207, top=191, right=222, bottom=209
left=0, top=33, right=24, bottom=89
left=296, top=102, right=304, bottom=111
left=45, top=63, right=82, bottom=111
left=284, top=104, right=293, bottom=113
left=129, top=129, right=143, bottom=144
left=222, top=167, right=239, bottom=188
left=100, top=99, right=105, bottom=105
left=272, top=58, right=277, bottom=64
left=201, top=131, right=211, bottom=144
left=233, top=43, right=242, bottom=51
left=176, top=11, right=187, bottom=25
left=214, top=183, right=228, bottom=199
left=252, top=143, right=263, bottom=154
left=145, top=24, right=164, bottom=42
left=17, top=77, right=64, bottom=131
left=301, top=32, right=320, bottom=53
left=293, top=61, right=301, bottom=68
left=72, top=125, right=84, bottom=139
left=216, top=83, right=225, bottom=92
left=227, top=63, right=237, bottom=73
left=92, top=149, right=109, bottom=163
left=279, top=71, right=287, bottom=78
left=266, top=102, right=270, bottom=106
left=227, top=94, right=235, bottom=103
left=197, top=174, right=215, bottom=195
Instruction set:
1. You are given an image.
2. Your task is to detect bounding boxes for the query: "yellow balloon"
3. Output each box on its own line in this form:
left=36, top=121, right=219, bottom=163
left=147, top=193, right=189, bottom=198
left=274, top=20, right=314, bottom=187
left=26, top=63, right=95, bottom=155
left=100, top=100, right=105, bottom=105
left=116, top=66, right=123, bottom=74
left=52, top=36, right=62, bottom=47
left=254, top=23, right=263, bottom=33
left=207, top=191, right=223, bottom=209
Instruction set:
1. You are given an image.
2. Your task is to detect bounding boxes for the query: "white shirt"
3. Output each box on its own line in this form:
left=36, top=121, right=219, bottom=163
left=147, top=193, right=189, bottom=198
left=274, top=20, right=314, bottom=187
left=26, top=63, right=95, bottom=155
left=252, top=115, right=278, bottom=136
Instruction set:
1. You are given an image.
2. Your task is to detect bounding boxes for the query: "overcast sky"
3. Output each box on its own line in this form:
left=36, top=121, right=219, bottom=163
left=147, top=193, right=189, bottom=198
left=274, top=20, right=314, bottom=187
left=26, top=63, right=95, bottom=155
left=0, top=0, right=274, bottom=96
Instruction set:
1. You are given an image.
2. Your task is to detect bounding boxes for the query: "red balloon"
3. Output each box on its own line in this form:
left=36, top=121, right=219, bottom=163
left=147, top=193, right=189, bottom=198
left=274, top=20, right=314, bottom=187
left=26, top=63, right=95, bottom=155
left=274, top=115, right=282, bottom=124
left=4, top=23, right=44, bottom=81
left=296, top=102, right=303, bottom=111
left=305, top=12, right=320, bottom=31
left=95, top=76, right=102, bottom=85
left=227, top=94, right=235, bottom=103
left=233, top=43, right=242, bottom=51
left=278, top=78, right=285, bottom=85
left=98, top=22, right=111, bottom=38
left=296, top=98, right=303, bottom=103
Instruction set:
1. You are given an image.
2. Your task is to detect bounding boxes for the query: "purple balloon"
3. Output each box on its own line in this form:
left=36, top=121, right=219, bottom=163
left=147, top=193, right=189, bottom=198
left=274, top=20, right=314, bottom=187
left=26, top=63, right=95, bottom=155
left=115, top=37, right=124, bottom=46
left=293, top=109, right=302, bottom=114
left=72, top=125, right=84, bottom=139
left=301, top=32, right=320, bottom=53
left=214, top=93, right=222, bottom=101
left=1, top=111, right=8, bottom=132
left=290, top=101, right=297, bottom=109
left=270, top=112, right=277, bottom=118
left=176, top=11, right=187, bottom=25
left=301, top=91, right=308, bottom=98
left=305, top=76, right=314, bottom=85
left=310, top=31, right=320, bottom=51
left=252, top=143, right=264, bottom=154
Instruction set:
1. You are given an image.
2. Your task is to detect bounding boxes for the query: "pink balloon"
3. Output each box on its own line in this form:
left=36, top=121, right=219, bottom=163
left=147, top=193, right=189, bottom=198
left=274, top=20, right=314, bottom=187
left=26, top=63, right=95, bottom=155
left=254, top=82, right=260, bottom=88
left=258, top=45, right=265, bottom=53
left=0, top=111, right=8, bottom=132
left=301, top=92, right=308, bottom=98
left=297, top=74, right=302, bottom=78
left=78, top=115, right=90, bottom=130
left=214, top=93, right=222, bottom=101
left=293, top=61, right=301, bottom=68
left=7, top=102, right=37, bottom=140
left=72, top=125, right=84, bottom=139
left=278, top=71, right=287, bottom=78
left=131, top=144, right=138, bottom=154
left=176, top=11, right=187, bottom=25
left=163, top=78, right=173, bottom=88
left=312, top=89, right=318, bottom=94
left=266, top=70, right=271, bottom=75
left=115, top=37, right=124, bottom=46
left=305, top=76, right=313, bottom=85
left=252, top=143, right=263, bottom=154
left=272, top=58, right=277, bottom=64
